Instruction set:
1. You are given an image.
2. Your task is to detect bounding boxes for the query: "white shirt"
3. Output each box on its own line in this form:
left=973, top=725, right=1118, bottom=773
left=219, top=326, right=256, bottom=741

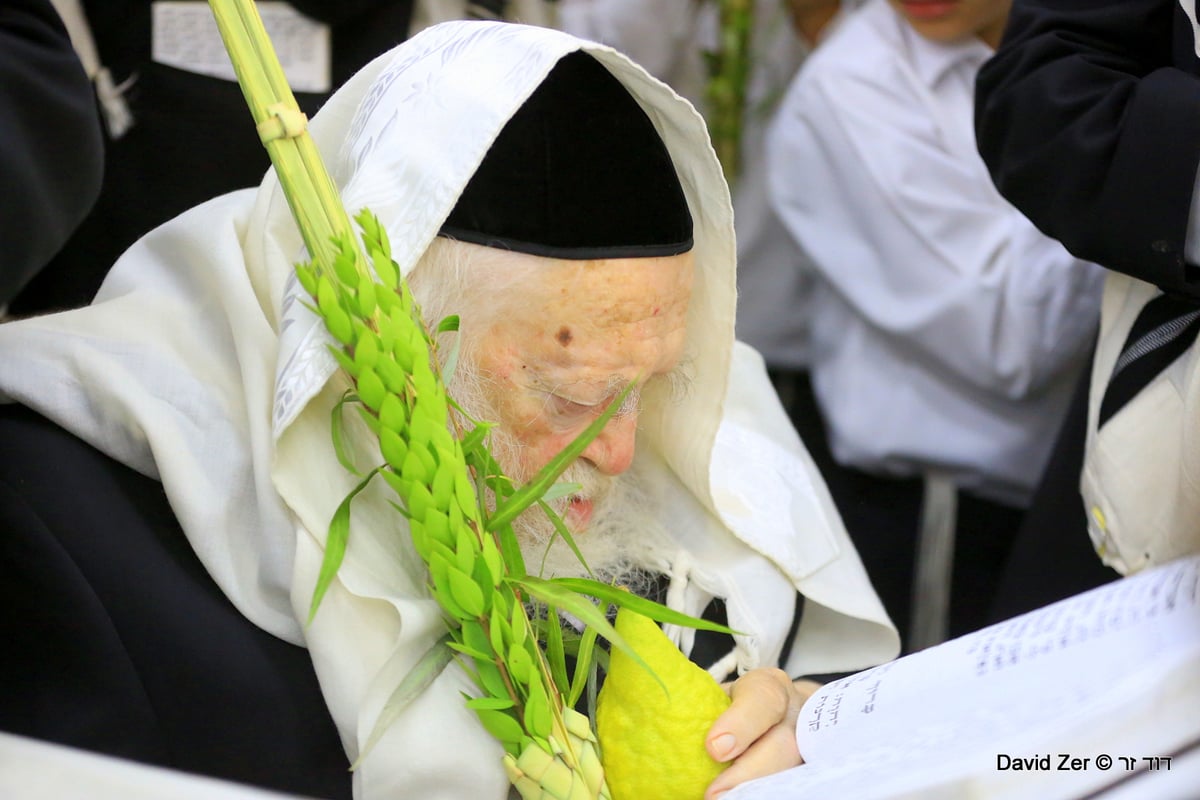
left=766, top=0, right=1105, bottom=506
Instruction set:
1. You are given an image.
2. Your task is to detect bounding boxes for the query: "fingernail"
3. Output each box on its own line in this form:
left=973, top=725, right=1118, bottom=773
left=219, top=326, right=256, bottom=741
left=709, top=732, right=736, bottom=760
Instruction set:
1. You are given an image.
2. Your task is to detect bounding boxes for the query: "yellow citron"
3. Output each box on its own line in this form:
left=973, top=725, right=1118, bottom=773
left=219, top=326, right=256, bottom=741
left=596, top=608, right=731, bottom=799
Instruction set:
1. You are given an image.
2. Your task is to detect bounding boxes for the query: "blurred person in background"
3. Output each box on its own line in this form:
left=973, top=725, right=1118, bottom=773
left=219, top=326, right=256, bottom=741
left=1, top=0, right=103, bottom=312
left=767, top=0, right=1105, bottom=651
left=976, top=0, right=1200, bottom=612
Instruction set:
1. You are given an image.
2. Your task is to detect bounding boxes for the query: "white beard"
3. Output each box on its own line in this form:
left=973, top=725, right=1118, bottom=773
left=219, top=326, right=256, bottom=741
left=447, top=359, right=669, bottom=592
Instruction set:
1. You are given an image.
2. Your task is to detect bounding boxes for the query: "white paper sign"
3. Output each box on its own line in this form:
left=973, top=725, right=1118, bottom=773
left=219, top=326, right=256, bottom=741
left=152, top=1, right=331, bottom=93
left=1182, top=0, right=1200, bottom=58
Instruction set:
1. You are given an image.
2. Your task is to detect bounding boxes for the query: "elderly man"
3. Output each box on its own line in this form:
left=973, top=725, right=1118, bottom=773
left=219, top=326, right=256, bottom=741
left=0, top=21, right=895, bottom=800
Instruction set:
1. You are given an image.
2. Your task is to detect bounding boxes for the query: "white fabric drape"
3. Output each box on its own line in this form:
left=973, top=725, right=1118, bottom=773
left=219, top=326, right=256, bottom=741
left=0, top=22, right=895, bottom=797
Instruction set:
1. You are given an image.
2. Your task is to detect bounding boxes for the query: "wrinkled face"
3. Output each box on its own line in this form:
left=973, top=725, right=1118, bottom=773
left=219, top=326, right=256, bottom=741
left=887, top=0, right=1011, bottom=48
left=465, top=251, right=693, bottom=534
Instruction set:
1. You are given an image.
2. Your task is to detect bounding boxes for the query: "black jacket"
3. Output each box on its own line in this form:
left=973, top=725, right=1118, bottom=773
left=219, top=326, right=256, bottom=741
left=0, top=404, right=352, bottom=798
left=0, top=0, right=104, bottom=306
left=976, top=0, right=1200, bottom=299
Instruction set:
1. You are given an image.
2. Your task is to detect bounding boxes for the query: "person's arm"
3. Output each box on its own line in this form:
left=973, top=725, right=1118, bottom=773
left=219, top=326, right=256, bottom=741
left=975, top=0, right=1200, bottom=299
left=0, top=0, right=104, bottom=307
left=768, top=56, right=1101, bottom=399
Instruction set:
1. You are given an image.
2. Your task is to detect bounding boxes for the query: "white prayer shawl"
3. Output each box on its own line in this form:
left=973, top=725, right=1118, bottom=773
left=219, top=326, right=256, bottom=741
left=1082, top=273, right=1200, bottom=575
left=0, top=22, right=896, bottom=798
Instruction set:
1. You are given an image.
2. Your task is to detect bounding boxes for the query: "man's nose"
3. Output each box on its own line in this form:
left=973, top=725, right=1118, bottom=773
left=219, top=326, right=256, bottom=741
left=580, top=413, right=638, bottom=476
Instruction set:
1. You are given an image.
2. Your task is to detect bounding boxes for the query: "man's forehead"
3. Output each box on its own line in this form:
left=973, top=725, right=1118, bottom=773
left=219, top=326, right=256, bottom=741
left=494, top=250, right=694, bottom=313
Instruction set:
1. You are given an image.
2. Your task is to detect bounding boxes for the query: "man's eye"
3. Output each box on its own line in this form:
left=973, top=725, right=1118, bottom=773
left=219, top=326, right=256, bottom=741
left=549, top=388, right=639, bottom=420
left=551, top=396, right=593, bottom=418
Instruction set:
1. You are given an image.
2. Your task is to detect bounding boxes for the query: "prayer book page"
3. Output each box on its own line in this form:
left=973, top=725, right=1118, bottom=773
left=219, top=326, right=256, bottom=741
left=727, top=553, right=1200, bottom=800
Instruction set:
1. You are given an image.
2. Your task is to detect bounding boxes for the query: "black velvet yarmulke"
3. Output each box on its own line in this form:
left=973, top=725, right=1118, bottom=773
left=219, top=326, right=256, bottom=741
left=439, top=50, right=693, bottom=260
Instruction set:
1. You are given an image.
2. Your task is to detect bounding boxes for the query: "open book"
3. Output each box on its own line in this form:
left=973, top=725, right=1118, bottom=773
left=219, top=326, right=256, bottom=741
left=728, top=553, right=1200, bottom=800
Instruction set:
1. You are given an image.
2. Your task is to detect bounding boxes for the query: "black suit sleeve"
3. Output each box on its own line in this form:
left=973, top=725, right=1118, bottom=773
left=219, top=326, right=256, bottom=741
left=0, top=0, right=104, bottom=305
left=0, top=404, right=352, bottom=799
left=975, top=0, right=1200, bottom=299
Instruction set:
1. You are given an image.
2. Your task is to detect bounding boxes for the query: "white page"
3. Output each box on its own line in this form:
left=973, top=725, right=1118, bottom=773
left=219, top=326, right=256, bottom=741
left=800, top=553, right=1200, bottom=762
left=727, top=553, right=1200, bottom=799
left=151, top=1, right=331, bottom=92
left=727, top=652, right=1200, bottom=800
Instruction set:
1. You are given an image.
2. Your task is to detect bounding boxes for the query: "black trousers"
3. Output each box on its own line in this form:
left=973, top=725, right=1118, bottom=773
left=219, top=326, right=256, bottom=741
left=0, top=404, right=351, bottom=798
left=987, top=358, right=1117, bottom=623
left=765, top=367, right=844, bottom=491
left=828, top=467, right=1024, bottom=652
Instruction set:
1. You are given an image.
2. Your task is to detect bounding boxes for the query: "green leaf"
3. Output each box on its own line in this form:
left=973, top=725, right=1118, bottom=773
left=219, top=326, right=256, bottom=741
left=507, top=641, right=533, bottom=687
left=474, top=708, right=526, bottom=749
left=462, top=618, right=492, bottom=657
left=441, top=331, right=463, bottom=390
left=330, top=390, right=360, bottom=475
left=567, top=627, right=599, bottom=708
left=552, top=577, right=739, bottom=635
left=480, top=535, right=504, bottom=587
left=586, top=655, right=601, bottom=725
left=354, top=209, right=380, bottom=247
left=351, top=635, right=454, bottom=770
left=356, top=365, right=386, bottom=411
left=355, top=404, right=379, bottom=435
left=459, top=420, right=495, bottom=455
left=430, top=557, right=469, bottom=620
left=436, top=314, right=460, bottom=333
left=509, top=599, right=527, bottom=649
left=355, top=274, right=378, bottom=317
left=332, top=240, right=359, bottom=286
left=523, top=681, right=553, bottom=740
left=295, top=261, right=319, bottom=297
left=486, top=381, right=636, bottom=532
left=543, top=604, right=570, bottom=696
left=446, top=640, right=492, bottom=662
left=307, top=468, right=379, bottom=625
left=378, top=426, right=408, bottom=473
left=495, top=521, right=526, bottom=580
left=432, top=459, right=456, bottom=509
left=379, top=469, right=410, bottom=503
left=464, top=696, right=514, bottom=711
left=448, top=565, right=486, bottom=617
left=353, top=328, right=380, bottom=370
left=476, top=658, right=510, bottom=700
left=328, top=343, right=360, bottom=379
left=405, top=477, right=433, bottom=518
left=378, top=392, right=408, bottom=434
left=511, top=576, right=664, bottom=695
left=371, top=247, right=398, bottom=290
left=539, top=481, right=582, bottom=503
left=534, top=498, right=592, bottom=579
left=423, top=507, right=451, bottom=548
left=375, top=355, right=409, bottom=396
left=471, top=557, right=495, bottom=613
left=454, top=521, right=478, bottom=576
left=488, top=605, right=510, bottom=655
